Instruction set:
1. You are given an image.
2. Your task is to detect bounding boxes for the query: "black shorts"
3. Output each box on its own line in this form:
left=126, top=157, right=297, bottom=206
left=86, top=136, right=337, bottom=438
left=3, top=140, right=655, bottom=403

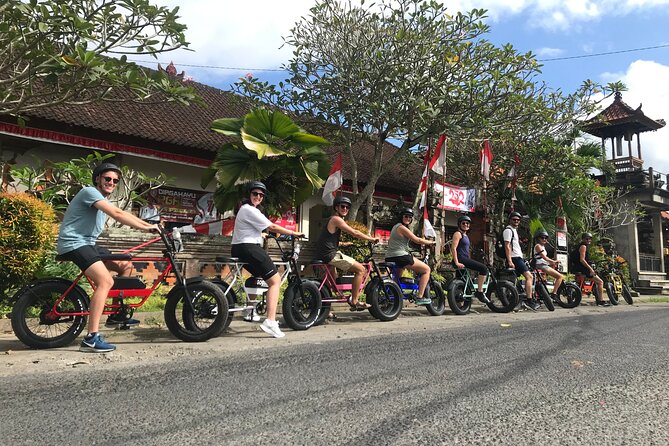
left=454, top=257, right=488, bottom=275
left=231, top=243, right=277, bottom=281
left=385, top=255, right=415, bottom=268
left=56, top=245, right=111, bottom=272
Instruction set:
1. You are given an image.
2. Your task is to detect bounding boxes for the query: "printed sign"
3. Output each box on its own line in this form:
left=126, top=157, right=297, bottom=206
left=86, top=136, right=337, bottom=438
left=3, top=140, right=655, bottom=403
left=270, top=208, right=298, bottom=232
left=374, top=228, right=392, bottom=244
left=433, top=181, right=476, bottom=212
left=143, top=186, right=219, bottom=224
left=556, top=231, right=568, bottom=249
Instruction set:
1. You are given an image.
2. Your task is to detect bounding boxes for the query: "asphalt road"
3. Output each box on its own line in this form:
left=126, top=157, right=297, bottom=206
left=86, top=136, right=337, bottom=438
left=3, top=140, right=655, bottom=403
left=1, top=305, right=668, bottom=445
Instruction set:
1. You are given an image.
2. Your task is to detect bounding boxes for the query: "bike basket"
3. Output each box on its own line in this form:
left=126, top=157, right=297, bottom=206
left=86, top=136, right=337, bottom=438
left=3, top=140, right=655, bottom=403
left=335, top=275, right=354, bottom=285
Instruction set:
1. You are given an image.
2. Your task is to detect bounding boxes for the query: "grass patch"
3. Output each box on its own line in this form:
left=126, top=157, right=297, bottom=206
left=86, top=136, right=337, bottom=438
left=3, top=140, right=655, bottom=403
left=637, top=295, right=669, bottom=303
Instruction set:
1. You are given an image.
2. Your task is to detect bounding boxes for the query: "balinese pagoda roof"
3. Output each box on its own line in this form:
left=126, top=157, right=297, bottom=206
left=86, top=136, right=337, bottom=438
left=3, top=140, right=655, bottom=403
left=581, top=91, right=666, bottom=138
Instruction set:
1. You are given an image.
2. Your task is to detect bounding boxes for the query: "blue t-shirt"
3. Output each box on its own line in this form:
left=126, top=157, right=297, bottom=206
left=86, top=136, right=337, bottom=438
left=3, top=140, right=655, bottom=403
left=56, top=187, right=108, bottom=254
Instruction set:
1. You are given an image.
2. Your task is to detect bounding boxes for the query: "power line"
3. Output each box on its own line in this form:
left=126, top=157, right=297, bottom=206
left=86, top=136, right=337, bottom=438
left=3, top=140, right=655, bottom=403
left=538, top=43, right=669, bottom=62
left=130, top=42, right=669, bottom=72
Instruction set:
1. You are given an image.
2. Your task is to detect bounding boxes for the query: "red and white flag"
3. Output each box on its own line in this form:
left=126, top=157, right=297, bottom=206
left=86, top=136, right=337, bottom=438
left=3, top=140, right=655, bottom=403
left=480, top=139, right=493, bottom=182
left=180, top=218, right=235, bottom=236
left=418, top=145, right=431, bottom=209
left=423, top=206, right=436, bottom=238
left=322, top=153, right=343, bottom=206
left=429, top=134, right=448, bottom=176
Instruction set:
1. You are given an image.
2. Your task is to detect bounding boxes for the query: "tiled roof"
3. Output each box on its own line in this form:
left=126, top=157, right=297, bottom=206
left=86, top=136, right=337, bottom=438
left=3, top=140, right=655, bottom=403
left=582, top=92, right=666, bottom=138
left=4, top=67, right=422, bottom=192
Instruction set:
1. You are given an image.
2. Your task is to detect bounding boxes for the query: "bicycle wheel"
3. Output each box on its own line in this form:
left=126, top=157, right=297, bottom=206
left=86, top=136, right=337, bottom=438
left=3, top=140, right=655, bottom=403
left=554, top=282, right=582, bottom=308
left=210, top=278, right=236, bottom=331
left=11, top=280, right=88, bottom=349
left=486, top=280, right=518, bottom=313
left=425, top=281, right=446, bottom=316
left=606, top=281, right=619, bottom=305
left=313, top=286, right=332, bottom=326
left=164, top=281, right=228, bottom=342
left=536, top=281, right=554, bottom=311
left=447, top=280, right=471, bottom=315
left=622, top=284, right=634, bottom=305
left=281, top=280, right=321, bottom=330
left=367, top=278, right=403, bottom=321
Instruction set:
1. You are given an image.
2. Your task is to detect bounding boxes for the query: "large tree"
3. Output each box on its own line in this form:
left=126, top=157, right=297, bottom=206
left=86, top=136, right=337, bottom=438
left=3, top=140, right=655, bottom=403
left=0, top=0, right=199, bottom=117
left=235, top=0, right=615, bottom=224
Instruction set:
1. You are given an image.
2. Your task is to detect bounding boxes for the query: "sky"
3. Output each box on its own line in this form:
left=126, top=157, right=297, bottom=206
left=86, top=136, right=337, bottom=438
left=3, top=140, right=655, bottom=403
left=146, top=0, right=669, bottom=174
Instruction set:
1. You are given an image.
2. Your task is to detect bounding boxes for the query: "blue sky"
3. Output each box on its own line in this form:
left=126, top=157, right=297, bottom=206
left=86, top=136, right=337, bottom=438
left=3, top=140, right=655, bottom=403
left=148, top=0, right=669, bottom=173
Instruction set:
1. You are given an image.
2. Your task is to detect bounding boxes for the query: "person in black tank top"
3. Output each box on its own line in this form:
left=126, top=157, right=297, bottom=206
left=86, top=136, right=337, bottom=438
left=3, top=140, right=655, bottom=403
left=572, top=233, right=609, bottom=306
left=450, top=215, right=489, bottom=303
left=316, top=196, right=379, bottom=311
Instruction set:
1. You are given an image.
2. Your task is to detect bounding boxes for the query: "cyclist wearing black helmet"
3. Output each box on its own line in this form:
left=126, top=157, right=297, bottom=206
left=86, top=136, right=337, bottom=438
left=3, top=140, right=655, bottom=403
left=315, top=195, right=379, bottom=311
left=451, top=214, right=490, bottom=304
left=570, top=232, right=608, bottom=306
left=231, top=181, right=305, bottom=338
left=504, top=211, right=536, bottom=309
left=533, top=229, right=564, bottom=300
left=385, top=207, right=436, bottom=305
left=56, top=162, right=159, bottom=353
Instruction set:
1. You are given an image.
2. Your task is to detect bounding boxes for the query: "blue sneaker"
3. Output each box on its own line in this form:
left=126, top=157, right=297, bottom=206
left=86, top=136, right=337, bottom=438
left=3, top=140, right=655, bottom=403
left=415, top=297, right=432, bottom=305
left=105, top=313, right=140, bottom=328
left=79, top=333, right=116, bottom=353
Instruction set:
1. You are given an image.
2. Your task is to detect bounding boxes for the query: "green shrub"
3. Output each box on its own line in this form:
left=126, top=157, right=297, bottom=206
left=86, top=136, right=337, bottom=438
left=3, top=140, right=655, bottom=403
left=0, top=193, right=58, bottom=304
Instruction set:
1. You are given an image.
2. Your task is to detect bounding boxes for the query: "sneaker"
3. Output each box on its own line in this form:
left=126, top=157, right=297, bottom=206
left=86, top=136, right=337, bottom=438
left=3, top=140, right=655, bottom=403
left=242, top=308, right=261, bottom=322
left=595, top=300, right=611, bottom=307
left=415, top=297, right=432, bottom=305
left=79, top=333, right=116, bottom=353
left=105, top=314, right=140, bottom=327
left=474, top=291, right=491, bottom=304
left=522, top=300, right=539, bottom=311
left=260, top=319, right=285, bottom=338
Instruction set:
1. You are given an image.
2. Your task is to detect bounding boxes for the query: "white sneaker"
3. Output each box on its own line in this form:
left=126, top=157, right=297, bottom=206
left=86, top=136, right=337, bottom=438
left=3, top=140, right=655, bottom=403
left=242, top=308, right=261, bottom=322
left=260, top=319, right=285, bottom=338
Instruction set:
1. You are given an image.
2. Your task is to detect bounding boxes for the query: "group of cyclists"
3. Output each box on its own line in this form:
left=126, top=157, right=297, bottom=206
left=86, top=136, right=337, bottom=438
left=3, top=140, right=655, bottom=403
left=54, top=163, right=615, bottom=353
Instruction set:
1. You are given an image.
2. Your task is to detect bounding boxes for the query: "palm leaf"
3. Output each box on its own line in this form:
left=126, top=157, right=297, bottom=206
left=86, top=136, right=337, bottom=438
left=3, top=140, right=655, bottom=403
left=210, top=117, right=244, bottom=136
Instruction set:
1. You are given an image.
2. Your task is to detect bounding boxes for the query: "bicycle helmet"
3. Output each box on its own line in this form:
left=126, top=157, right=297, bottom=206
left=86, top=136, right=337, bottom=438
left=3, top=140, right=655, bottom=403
left=92, top=163, right=122, bottom=183
left=399, top=207, right=414, bottom=217
left=535, top=229, right=549, bottom=239
left=582, top=232, right=593, bottom=240
left=247, top=181, right=267, bottom=194
left=457, top=215, right=472, bottom=225
left=333, top=195, right=352, bottom=207
left=508, top=211, right=521, bottom=220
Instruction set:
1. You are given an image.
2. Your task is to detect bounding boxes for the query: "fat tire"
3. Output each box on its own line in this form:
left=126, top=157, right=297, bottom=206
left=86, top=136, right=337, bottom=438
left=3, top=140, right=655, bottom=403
left=606, top=281, right=619, bottom=305
left=555, top=282, right=582, bottom=308
left=367, top=278, right=403, bottom=321
left=447, top=280, right=471, bottom=315
left=314, top=287, right=332, bottom=326
left=281, top=281, right=321, bottom=330
left=425, top=281, right=446, bottom=316
left=536, top=281, right=554, bottom=311
left=486, top=280, right=518, bottom=313
left=11, top=280, right=88, bottom=349
left=622, top=284, right=634, bottom=305
left=164, top=281, right=228, bottom=342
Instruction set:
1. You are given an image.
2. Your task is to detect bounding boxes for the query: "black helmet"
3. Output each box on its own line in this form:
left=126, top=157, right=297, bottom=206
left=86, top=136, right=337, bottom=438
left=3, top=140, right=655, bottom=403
left=399, top=207, right=414, bottom=217
left=535, top=229, right=549, bottom=239
left=508, top=211, right=521, bottom=220
left=582, top=232, right=593, bottom=240
left=457, top=215, right=472, bottom=225
left=247, top=181, right=267, bottom=194
left=92, top=163, right=122, bottom=183
left=333, top=195, right=352, bottom=207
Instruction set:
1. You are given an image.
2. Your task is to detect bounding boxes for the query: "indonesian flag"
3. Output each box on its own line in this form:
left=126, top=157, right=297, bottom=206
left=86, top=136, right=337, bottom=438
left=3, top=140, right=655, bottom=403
left=423, top=206, right=436, bottom=238
left=180, top=218, right=235, bottom=236
left=322, top=153, right=343, bottom=206
left=418, top=146, right=431, bottom=209
left=480, top=139, right=493, bottom=182
left=429, top=134, right=448, bottom=176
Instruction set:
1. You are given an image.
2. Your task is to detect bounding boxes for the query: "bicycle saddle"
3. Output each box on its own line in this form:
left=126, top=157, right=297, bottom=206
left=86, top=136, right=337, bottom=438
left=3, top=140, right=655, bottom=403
left=216, top=256, right=239, bottom=263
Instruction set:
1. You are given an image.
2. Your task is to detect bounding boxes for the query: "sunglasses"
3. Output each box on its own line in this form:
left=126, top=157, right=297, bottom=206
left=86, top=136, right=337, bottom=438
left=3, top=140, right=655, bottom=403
left=338, top=204, right=350, bottom=210
left=460, top=221, right=470, bottom=225
left=403, top=214, right=413, bottom=219
left=539, top=236, right=548, bottom=239
left=103, top=176, right=120, bottom=184
left=251, top=191, right=265, bottom=198
left=510, top=218, right=520, bottom=222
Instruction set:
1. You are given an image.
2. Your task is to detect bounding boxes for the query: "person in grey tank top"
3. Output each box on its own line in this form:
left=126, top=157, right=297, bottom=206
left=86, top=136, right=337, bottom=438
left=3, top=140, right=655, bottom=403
left=532, top=229, right=564, bottom=300
left=384, top=207, right=436, bottom=305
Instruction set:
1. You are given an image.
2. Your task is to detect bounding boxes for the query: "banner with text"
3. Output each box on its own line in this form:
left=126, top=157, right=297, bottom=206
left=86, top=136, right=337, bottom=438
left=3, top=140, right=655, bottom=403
left=434, top=181, right=476, bottom=213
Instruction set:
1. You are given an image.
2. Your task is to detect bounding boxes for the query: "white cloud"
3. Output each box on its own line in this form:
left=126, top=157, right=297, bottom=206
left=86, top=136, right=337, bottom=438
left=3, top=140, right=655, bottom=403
left=595, top=60, right=669, bottom=175
left=536, top=47, right=565, bottom=57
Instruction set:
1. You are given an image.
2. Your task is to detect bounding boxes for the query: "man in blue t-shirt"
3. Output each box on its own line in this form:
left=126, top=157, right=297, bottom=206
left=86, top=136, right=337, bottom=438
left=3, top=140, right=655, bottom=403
left=56, top=163, right=158, bottom=353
